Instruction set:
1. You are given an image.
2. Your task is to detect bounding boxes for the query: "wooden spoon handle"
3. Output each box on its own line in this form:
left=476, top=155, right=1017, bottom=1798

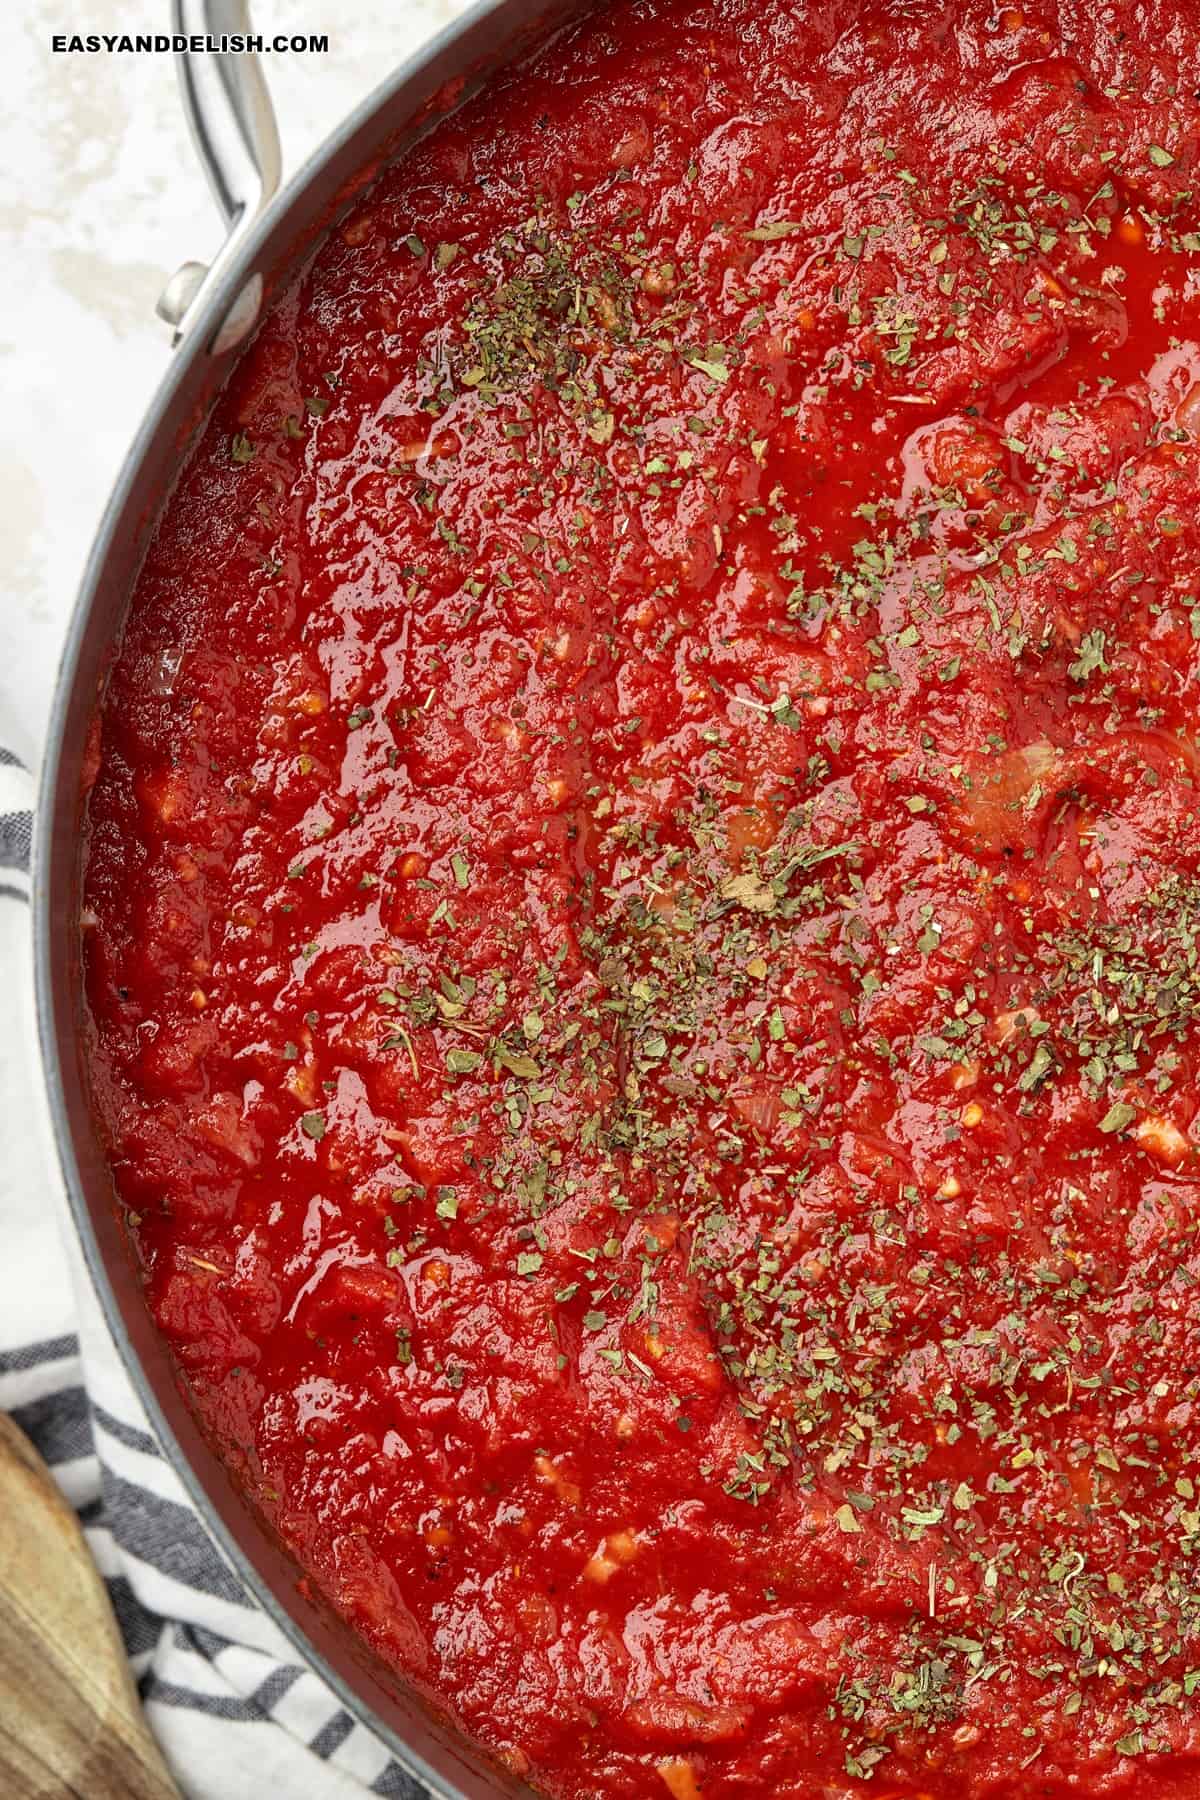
left=0, top=1411, right=182, bottom=1799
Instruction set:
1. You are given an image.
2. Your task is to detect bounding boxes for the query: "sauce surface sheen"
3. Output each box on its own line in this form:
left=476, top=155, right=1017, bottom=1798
left=84, top=1, right=1200, bottom=1793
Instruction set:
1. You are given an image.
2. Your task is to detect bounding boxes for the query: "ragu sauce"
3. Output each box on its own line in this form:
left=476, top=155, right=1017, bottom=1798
left=81, top=0, right=1200, bottom=1793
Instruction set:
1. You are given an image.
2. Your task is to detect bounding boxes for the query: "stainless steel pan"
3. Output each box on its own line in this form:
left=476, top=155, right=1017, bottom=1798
left=32, top=3, right=588, bottom=1792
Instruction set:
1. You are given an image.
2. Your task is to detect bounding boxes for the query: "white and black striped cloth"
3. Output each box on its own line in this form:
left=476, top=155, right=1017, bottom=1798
left=0, top=750, right=432, bottom=1800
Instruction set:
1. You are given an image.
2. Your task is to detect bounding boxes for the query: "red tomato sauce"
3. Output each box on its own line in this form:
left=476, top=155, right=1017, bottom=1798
left=82, top=0, right=1200, bottom=1793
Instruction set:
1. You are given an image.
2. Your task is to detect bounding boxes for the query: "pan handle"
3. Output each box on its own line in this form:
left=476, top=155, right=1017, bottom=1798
left=156, top=0, right=283, bottom=354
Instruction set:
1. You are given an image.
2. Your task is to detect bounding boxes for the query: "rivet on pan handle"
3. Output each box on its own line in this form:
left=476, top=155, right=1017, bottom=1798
left=155, top=0, right=282, bottom=354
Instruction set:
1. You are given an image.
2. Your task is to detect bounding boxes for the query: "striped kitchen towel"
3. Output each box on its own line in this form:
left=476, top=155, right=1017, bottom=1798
left=0, top=750, right=431, bottom=1800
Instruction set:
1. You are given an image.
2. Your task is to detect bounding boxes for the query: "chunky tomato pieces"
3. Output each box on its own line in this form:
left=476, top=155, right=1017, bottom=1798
left=84, top=1, right=1200, bottom=1794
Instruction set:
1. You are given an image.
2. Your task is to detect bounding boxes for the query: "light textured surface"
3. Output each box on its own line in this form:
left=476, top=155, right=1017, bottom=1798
left=1, top=0, right=474, bottom=767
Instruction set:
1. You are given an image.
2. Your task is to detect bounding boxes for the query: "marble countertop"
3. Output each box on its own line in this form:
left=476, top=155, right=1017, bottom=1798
left=2, top=0, right=475, bottom=769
